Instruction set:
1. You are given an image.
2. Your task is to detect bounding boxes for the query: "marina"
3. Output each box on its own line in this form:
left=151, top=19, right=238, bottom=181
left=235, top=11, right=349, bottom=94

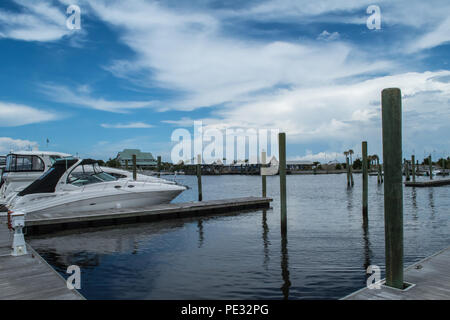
left=0, top=1, right=449, bottom=306
left=23, top=173, right=450, bottom=300
left=0, top=142, right=449, bottom=300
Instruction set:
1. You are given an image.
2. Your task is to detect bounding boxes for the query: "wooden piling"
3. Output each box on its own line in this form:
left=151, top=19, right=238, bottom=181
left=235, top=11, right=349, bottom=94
left=279, top=133, right=287, bottom=233
left=429, top=155, right=433, bottom=180
left=362, top=141, right=368, bottom=224
left=197, top=154, right=203, bottom=202
left=132, top=154, right=137, bottom=181
left=346, top=156, right=351, bottom=186
left=405, top=159, right=410, bottom=181
left=157, top=155, right=162, bottom=177
left=350, top=162, right=354, bottom=187
left=381, top=88, right=404, bottom=289
left=125, top=160, right=129, bottom=170
left=412, top=155, right=416, bottom=183
left=377, top=158, right=381, bottom=184
left=261, top=151, right=267, bottom=198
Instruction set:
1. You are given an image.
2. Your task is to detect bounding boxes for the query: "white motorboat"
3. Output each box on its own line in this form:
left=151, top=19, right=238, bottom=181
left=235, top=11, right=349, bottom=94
left=0, top=151, right=178, bottom=207
left=7, top=158, right=186, bottom=216
left=0, top=151, right=71, bottom=204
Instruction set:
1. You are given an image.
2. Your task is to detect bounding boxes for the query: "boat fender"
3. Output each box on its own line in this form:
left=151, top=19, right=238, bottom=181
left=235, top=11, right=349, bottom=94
left=7, top=210, right=13, bottom=230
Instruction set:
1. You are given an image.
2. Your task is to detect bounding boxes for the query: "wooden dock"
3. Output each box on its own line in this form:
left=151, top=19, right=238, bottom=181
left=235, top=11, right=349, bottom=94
left=405, top=179, right=450, bottom=187
left=24, top=197, right=272, bottom=235
left=0, top=218, right=84, bottom=300
left=342, top=246, right=450, bottom=300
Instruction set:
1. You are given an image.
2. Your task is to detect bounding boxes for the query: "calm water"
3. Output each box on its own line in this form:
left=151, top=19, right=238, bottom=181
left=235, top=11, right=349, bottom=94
left=29, top=174, right=450, bottom=300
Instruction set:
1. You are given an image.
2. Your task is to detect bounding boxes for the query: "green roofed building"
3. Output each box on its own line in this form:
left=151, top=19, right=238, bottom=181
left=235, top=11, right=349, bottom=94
left=116, top=149, right=157, bottom=168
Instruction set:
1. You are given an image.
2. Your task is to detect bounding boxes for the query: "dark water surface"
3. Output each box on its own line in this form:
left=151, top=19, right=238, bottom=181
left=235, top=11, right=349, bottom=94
left=29, top=174, right=450, bottom=299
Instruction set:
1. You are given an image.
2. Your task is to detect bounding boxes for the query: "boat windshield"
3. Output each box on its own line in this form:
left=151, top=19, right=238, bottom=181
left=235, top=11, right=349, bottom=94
left=67, top=162, right=117, bottom=187
left=4, top=154, right=45, bottom=172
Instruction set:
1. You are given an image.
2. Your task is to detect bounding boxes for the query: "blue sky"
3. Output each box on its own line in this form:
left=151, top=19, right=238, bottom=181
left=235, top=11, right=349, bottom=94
left=0, top=0, right=449, bottom=162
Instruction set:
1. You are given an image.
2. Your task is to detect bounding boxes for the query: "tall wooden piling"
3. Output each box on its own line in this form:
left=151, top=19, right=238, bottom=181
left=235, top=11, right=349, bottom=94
left=379, top=163, right=383, bottom=183
left=412, top=155, right=416, bottom=182
left=125, top=160, right=129, bottom=170
left=362, top=141, right=368, bottom=224
left=381, top=88, right=404, bottom=289
left=346, top=156, right=351, bottom=186
left=197, top=154, right=203, bottom=202
left=279, top=133, right=287, bottom=233
left=350, top=163, right=354, bottom=187
left=376, top=158, right=381, bottom=184
left=157, top=156, right=162, bottom=177
left=405, top=159, right=410, bottom=181
left=429, top=155, right=433, bottom=180
left=132, top=154, right=137, bottom=181
left=261, top=151, right=267, bottom=198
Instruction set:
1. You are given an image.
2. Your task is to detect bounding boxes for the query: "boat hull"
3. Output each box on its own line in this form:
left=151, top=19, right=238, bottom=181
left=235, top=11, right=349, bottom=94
left=11, top=187, right=185, bottom=216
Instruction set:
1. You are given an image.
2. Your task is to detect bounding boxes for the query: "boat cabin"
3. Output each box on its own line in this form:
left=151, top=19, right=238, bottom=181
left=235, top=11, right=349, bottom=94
left=19, top=159, right=117, bottom=196
left=0, top=151, right=72, bottom=201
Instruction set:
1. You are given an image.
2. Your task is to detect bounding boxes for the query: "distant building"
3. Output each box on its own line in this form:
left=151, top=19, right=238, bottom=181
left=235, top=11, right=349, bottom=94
left=116, top=149, right=157, bottom=168
left=286, top=160, right=315, bottom=171
left=321, top=160, right=340, bottom=170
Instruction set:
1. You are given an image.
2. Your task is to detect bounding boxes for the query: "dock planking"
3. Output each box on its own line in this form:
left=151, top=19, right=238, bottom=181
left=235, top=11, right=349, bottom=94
left=0, top=218, right=84, bottom=300
left=342, top=246, right=450, bottom=300
left=24, top=197, right=273, bottom=235
left=405, top=179, right=450, bottom=187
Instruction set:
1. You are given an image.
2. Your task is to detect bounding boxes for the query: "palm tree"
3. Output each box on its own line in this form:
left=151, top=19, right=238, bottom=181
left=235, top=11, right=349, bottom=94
left=349, top=149, right=354, bottom=165
left=344, top=151, right=349, bottom=169
left=372, top=154, right=379, bottom=167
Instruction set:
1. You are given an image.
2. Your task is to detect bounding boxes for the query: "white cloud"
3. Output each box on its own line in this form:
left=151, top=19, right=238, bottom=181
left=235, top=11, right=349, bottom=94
left=0, top=0, right=73, bottom=42
left=0, top=101, right=59, bottom=127
left=289, top=151, right=345, bottom=163
left=101, top=122, right=154, bottom=129
left=0, top=137, right=39, bottom=153
left=408, top=17, right=450, bottom=53
left=83, top=0, right=393, bottom=111
left=39, top=84, right=156, bottom=113
left=209, top=70, right=450, bottom=157
left=161, top=118, right=196, bottom=127
left=317, top=30, right=340, bottom=41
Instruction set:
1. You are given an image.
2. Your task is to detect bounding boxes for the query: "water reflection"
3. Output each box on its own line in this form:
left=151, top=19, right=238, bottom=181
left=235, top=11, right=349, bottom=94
left=280, top=229, right=291, bottom=300
left=428, top=188, right=436, bottom=220
left=411, top=188, right=418, bottom=221
left=362, top=224, right=372, bottom=272
left=261, top=210, right=270, bottom=268
left=346, top=186, right=353, bottom=212
left=40, top=249, right=101, bottom=274
left=197, top=219, right=204, bottom=248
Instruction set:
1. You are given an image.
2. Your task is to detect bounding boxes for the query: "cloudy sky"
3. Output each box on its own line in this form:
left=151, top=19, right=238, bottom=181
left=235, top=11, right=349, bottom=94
left=0, top=0, right=449, bottom=162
